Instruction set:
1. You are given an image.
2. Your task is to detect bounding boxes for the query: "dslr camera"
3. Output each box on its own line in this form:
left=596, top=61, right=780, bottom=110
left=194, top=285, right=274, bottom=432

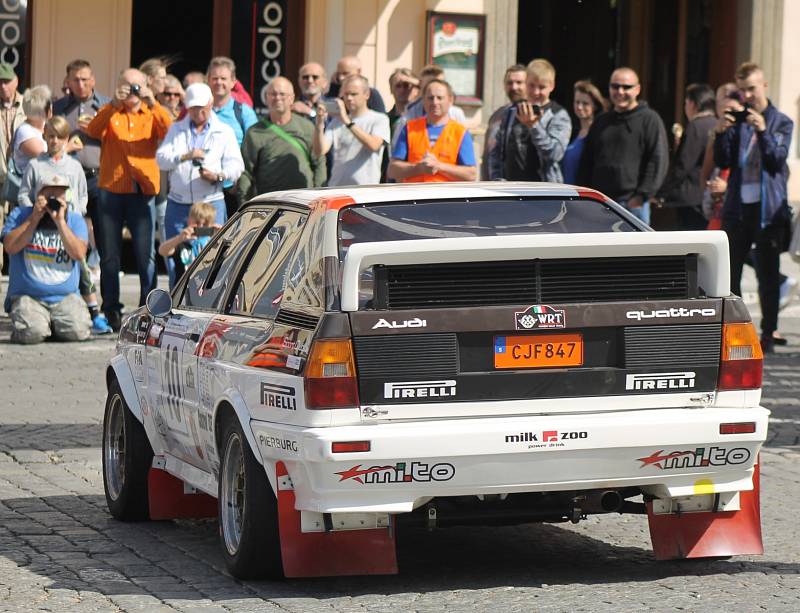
left=46, top=196, right=63, bottom=212
left=727, top=91, right=749, bottom=124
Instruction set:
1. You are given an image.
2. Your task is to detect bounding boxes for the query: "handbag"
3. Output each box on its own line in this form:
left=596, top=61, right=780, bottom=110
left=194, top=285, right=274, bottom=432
left=0, top=154, right=22, bottom=205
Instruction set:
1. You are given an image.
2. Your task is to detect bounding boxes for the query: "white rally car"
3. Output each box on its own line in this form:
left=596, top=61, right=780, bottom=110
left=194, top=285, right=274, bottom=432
left=103, top=183, right=768, bottom=579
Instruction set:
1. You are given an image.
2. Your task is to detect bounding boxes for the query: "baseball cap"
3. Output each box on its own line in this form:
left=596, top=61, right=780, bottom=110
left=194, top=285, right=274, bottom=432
left=0, top=63, right=16, bottom=81
left=37, top=174, right=70, bottom=191
left=184, top=83, right=212, bottom=108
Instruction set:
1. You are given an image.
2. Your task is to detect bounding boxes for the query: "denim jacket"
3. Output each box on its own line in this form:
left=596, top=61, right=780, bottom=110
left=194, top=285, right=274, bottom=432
left=713, top=101, right=793, bottom=226
left=487, top=101, right=571, bottom=182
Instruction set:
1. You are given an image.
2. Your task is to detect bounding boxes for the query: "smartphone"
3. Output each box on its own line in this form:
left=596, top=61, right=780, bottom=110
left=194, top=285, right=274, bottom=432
left=323, top=99, right=340, bottom=114
left=193, top=226, right=215, bottom=237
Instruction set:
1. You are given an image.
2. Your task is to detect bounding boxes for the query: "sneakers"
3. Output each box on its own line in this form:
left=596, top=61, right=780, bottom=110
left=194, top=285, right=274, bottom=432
left=779, top=277, right=798, bottom=311
left=760, top=336, right=775, bottom=354
left=92, top=314, right=114, bottom=335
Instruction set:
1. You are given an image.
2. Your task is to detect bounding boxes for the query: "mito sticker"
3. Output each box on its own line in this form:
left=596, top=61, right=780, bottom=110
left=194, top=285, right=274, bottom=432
left=515, top=305, right=565, bottom=330
left=335, top=461, right=455, bottom=484
left=638, top=447, right=751, bottom=470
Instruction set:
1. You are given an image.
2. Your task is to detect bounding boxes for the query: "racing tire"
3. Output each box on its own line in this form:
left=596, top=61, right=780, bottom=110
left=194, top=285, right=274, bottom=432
left=218, top=416, right=283, bottom=579
left=102, top=378, right=154, bottom=521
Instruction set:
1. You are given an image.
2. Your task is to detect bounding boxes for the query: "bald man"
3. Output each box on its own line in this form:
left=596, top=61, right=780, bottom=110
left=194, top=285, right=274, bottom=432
left=83, top=67, right=172, bottom=329
left=327, top=55, right=386, bottom=113
left=577, top=67, right=667, bottom=225
left=292, top=62, right=333, bottom=122
left=237, top=77, right=325, bottom=199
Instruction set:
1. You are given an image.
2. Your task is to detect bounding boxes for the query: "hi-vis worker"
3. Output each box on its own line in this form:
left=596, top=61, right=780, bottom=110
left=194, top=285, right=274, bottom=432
left=388, top=79, right=477, bottom=182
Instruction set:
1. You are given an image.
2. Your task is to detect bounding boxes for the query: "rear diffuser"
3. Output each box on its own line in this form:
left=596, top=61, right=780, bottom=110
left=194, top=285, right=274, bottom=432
left=647, top=463, right=763, bottom=559
left=276, top=461, right=398, bottom=577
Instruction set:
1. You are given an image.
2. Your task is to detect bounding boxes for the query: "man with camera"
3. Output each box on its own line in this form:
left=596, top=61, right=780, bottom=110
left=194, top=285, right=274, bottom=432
left=713, top=61, right=793, bottom=353
left=1, top=175, right=91, bottom=344
left=157, top=82, right=243, bottom=286
left=313, top=75, right=389, bottom=186
left=487, top=59, right=571, bottom=182
left=83, top=68, right=172, bottom=331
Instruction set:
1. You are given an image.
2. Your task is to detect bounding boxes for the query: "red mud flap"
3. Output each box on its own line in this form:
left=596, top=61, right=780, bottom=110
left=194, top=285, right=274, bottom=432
left=275, top=461, right=398, bottom=577
left=647, top=464, right=763, bottom=560
left=148, top=467, right=218, bottom=520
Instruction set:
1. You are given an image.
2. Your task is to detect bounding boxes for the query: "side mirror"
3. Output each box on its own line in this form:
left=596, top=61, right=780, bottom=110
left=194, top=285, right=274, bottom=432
left=145, top=288, right=173, bottom=318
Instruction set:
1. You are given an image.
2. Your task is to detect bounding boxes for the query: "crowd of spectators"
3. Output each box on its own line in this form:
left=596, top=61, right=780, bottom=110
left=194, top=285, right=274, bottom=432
left=0, top=54, right=795, bottom=351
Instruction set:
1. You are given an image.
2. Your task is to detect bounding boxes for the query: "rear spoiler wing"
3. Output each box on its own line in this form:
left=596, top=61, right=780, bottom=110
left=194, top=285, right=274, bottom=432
left=340, top=231, right=730, bottom=312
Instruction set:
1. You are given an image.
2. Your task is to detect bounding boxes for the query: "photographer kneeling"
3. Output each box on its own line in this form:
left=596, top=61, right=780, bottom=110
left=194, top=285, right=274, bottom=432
left=1, top=175, right=91, bottom=343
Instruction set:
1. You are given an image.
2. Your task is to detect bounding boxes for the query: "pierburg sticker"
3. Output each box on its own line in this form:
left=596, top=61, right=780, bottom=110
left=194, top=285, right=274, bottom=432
left=515, top=305, right=566, bottom=330
left=637, top=447, right=751, bottom=470
left=335, top=461, right=455, bottom=484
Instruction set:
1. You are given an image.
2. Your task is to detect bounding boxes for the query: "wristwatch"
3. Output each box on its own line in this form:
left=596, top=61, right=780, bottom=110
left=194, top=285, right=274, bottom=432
left=346, top=121, right=355, bottom=129
left=217, top=173, right=225, bottom=183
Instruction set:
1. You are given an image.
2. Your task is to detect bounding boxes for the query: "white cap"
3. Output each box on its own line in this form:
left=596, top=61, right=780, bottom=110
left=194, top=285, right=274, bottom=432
left=38, top=174, right=69, bottom=191
left=184, top=83, right=212, bottom=108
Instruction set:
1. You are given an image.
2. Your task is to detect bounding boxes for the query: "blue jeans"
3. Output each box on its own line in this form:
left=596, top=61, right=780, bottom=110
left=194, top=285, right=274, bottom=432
left=96, top=190, right=157, bottom=314
left=155, top=195, right=176, bottom=287
left=164, top=198, right=226, bottom=240
left=621, top=200, right=651, bottom=226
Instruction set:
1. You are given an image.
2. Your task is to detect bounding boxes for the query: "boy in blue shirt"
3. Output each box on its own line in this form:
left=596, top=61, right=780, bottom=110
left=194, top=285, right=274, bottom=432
left=1, top=175, right=91, bottom=343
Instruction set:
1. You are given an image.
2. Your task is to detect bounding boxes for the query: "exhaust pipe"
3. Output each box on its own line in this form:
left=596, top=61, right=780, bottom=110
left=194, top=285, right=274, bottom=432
left=581, top=490, right=625, bottom=514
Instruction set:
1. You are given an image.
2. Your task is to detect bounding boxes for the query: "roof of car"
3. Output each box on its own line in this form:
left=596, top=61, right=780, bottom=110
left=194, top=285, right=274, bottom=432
left=247, top=182, right=605, bottom=209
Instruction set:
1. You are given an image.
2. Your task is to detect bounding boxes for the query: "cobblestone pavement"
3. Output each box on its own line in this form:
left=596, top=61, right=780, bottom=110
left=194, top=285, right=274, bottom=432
left=1, top=261, right=799, bottom=612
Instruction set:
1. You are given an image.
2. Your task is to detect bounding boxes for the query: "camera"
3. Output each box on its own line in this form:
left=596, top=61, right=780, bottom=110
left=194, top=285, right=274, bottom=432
left=46, top=196, right=62, bottom=212
left=192, top=158, right=203, bottom=167
left=193, top=226, right=215, bottom=237
left=531, top=104, right=542, bottom=116
left=129, top=83, right=141, bottom=96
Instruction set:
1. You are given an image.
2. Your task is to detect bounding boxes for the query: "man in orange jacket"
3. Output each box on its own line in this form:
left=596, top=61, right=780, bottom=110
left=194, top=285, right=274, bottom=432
left=387, top=79, right=476, bottom=182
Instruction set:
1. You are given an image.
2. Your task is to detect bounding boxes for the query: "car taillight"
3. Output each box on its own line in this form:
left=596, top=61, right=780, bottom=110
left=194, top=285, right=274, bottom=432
left=304, top=339, right=360, bottom=409
left=718, top=322, right=763, bottom=390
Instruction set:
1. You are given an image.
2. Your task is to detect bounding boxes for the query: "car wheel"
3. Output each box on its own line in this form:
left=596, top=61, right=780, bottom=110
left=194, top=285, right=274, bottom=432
left=103, top=378, right=154, bottom=521
left=218, top=416, right=283, bottom=579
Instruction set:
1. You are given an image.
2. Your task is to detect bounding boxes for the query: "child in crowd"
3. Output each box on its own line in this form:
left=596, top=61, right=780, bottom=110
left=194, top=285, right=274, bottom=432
left=17, top=116, right=112, bottom=334
left=158, top=202, right=218, bottom=288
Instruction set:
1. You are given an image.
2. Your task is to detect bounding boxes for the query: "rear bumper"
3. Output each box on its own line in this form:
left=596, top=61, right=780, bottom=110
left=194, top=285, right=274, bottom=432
left=250, top=407, right=769, bottom=513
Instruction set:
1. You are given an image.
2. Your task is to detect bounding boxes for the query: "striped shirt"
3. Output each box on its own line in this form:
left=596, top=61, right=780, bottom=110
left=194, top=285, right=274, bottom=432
left=85, top=102, right=172, bottom=195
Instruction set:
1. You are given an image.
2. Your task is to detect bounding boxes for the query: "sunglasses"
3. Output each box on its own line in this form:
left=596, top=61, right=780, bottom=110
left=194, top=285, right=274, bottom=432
left=609, top=83, right=637, bottom=91
left=162, top=92, right=181, bottom=97
left=301, top=74, right=322, bottom=81
left=394, top=81, right=417, bottom=89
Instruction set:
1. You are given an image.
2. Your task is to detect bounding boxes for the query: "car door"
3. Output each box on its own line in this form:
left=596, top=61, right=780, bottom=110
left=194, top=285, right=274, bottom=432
left=150, top=208, right=273, bottom=467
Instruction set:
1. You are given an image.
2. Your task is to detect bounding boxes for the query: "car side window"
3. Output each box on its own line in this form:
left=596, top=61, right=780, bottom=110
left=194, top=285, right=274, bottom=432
left=179, top=210, right=273, bottom=311
left=228, top=211, right=306, bottom=318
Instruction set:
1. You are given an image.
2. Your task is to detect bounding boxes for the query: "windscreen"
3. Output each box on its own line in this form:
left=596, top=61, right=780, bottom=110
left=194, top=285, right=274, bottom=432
left=338, top=198, right=636, bottom=256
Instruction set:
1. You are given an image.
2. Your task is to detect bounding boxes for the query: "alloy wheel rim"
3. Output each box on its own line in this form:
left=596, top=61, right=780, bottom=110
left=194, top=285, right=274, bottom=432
left=221, top=432, right=246, bottom=555
left=104, top=394, right=126, bottom=500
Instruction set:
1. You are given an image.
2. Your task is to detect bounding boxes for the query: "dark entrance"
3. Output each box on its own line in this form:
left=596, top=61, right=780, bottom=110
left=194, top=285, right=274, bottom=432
left=516, top=0, right=733, bottom=129
left=130, top=0, right=215, bottom=79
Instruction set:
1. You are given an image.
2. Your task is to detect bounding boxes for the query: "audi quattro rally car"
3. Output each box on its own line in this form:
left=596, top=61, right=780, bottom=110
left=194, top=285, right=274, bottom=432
left=103, top=182, right=768, bottom=579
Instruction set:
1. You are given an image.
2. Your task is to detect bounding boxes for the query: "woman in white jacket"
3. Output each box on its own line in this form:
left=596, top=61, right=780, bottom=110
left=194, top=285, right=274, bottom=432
left=156, top=83, right=243, bottom=244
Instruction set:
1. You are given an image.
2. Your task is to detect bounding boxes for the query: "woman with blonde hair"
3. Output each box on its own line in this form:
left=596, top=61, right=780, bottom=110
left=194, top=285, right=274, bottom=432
left=13, top=85, right=52, bottom=178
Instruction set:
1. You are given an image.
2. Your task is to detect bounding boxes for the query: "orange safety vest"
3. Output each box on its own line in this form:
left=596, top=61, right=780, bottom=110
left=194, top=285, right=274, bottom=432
left=401, top=117, right=468, bottom=183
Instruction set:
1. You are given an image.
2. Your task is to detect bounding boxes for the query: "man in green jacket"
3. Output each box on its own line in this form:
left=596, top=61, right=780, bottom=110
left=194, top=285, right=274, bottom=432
left=238, top=76, right=326, bottom=200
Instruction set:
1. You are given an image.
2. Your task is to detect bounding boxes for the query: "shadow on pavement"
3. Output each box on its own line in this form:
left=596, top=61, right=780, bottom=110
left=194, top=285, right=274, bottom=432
left=0, top=423, right=103, bottom=452
left=1, top=493, right=797, bottom=602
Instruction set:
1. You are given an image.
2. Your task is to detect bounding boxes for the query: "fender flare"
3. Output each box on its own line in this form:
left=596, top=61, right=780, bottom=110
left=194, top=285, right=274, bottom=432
left=214, top=387, right=265, bottom=468
left=107, top=354, right=143, bottom=423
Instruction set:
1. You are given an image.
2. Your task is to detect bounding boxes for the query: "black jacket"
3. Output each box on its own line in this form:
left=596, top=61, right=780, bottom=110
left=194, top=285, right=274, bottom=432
left=658, top=113, right=717, bottom=207
left=577, top=102, right=668, bottom=202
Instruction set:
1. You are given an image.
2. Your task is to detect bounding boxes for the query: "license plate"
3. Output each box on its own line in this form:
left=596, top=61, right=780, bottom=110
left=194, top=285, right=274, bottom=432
left=494, top=334, right=583, bottom=369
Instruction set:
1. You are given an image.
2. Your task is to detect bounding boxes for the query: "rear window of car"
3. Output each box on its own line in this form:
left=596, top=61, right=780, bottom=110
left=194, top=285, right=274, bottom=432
left=338, top=198, right=637, bottom=256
